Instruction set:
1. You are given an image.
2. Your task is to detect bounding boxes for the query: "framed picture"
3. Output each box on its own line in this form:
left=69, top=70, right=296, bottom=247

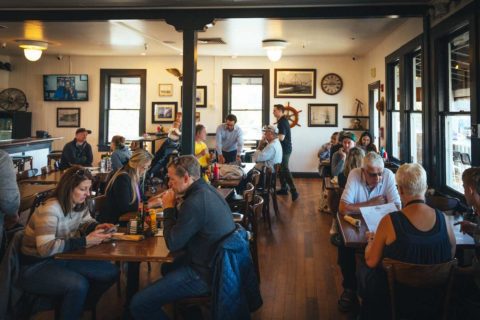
left=56, top=108, right=80, bottom=127
left=308, top=103, right=338, bottom=127
left=274, top=69, right=316, bottom=98
left=159, top=83, right=173, bottom=97
left=152, top=102, right=177, bottom=123
left=181, top=86, right=207, bottom=108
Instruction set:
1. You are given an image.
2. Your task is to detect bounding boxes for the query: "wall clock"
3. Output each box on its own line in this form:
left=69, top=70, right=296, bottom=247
left=321, top=73, right=343, bottom=95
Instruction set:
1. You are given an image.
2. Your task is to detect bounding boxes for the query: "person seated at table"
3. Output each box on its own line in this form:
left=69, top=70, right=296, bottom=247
left=357, top=131, right=378, bottom=153
left=331, top=131, right=356, bottom=177
left=456, top=167, right=480, bottom=318
left=98, top=149, right=159, bottom=224
left=148, top=128, right=181, bottom=180
left=329, top=131, right=345, bottom=165
left=59, top=128, right=94, bottom=170
left=338, top=147, right=365, bottom=189
left=318, top=131, right=339, bottom=161
left=130, top=155, right=236, bottom=320
left=236, top=125, right=282, bottom=194
left=110, top=135, right=131, bottom=171
left=194, top=124, right=211, bottom=181
left=19, top=166, right=119, bottom=319
left=0, top=149, right=20, bottom=262
left=336, top=152, right=401, bottom=312
left=359, top=163, right=455, bottom=319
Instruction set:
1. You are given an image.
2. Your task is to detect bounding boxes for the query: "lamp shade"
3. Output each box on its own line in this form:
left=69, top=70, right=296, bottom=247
left=262, top=39, right=287, bottom=62
left=16, top=40, right=48, bottom=62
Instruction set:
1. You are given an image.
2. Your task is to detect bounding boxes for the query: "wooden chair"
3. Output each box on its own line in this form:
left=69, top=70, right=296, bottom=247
left=47, top=150, right=63, bottom=167
left=245, top=195, right=264, bottom=282
left=12, top=155, right=33, bottom=171
left=88, top=195, right=107, bottom=219
left=382, top=258, right=457, bottom=320
left=27, top=189, right=54, bottom=224
left=257, top=166, right=279, bottom=230
left=41, top=164, right=57, bottom=175
left=425, top=194, right=463, bottom=215
left=231, top=183, right=255, bottom=225
left=16, top=168, right=38, bottom=181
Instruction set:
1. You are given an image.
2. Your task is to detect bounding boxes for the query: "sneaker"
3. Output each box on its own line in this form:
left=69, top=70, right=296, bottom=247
left=291, top=191, right=299, bottom=201
left=276, top=189, right=288, bottom=195
left=338, top=289, right=358, bottom=312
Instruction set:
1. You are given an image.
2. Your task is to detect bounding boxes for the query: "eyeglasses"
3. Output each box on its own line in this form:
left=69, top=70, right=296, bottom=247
left=365, top=170, right=383, bottom=178
left=74, top=168, right=92, bottom=178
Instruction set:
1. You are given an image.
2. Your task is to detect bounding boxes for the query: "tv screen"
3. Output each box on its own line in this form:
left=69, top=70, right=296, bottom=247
left=43, top=74, right=88, bottom=101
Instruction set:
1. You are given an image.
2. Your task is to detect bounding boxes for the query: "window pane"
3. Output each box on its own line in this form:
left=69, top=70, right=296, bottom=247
left=391, top=112, right=401, bottom=160
left=234, top=110, right=263, bottom=141
left=449, top=32, right=470, bottom=112
left=445, top=115, right=471, bottom=192
left=413, top=51, right=422, bottom=111
left=394, top=63, right=400, bottom=110
left=231, top=77, right=263, bottom=111
left=108, top=110, right=140, bottom=141
left=410, top=113, right=423, bottom=164
left=110, top=77, right=141, bottom=110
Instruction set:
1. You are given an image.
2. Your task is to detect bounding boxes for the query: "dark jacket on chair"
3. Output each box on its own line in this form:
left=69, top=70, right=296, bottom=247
left=211, top=225, right=263, bottom=320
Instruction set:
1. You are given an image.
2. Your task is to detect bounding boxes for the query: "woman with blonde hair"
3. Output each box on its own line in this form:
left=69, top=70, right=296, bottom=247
left=110, top=135, right=131, bottom=171
left=98, top=148, right=155, bottom=223
left=338, top=147, right=365, bottom=188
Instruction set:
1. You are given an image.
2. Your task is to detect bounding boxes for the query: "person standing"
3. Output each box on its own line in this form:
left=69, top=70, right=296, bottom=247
left=215, top=114, right=244, bottom=164
left=273, top=104, right=299, bottom=201
left=59, top=128, right=93, bottom=169
left=0, top=150, right=20, bottom=261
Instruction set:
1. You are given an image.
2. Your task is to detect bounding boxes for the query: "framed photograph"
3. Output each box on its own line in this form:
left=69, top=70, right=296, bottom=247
left=159, top=83, right=173, bottom=97
left=152, top=102, right=177, bottom=123
left=181, top=86, right=207, bottom=108
left=274, top=69, right=316, bottom=98
left=308, top=103, right=338, bottom=127
left=56, top=108, right=80, bottom=127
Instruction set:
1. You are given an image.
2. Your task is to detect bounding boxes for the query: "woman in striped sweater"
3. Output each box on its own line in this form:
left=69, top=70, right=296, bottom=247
left=20, top=166, right=119, bottom=320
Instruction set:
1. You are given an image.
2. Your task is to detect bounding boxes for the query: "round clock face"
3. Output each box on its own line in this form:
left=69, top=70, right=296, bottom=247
left=321, top=73, right=343, bottom=95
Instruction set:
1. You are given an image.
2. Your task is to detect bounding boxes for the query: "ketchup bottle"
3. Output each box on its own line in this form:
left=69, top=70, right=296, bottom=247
left=213, top=163, right=219, bottom=180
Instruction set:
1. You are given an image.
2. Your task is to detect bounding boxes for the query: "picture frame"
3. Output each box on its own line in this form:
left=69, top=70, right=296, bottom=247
left=181, top=86, right=207, bottom=108
left=159, top=83, right=173, bottom=97
left=152, top=102, right=177, bottom=123
left=56, top=108, right=81, bottom=127
left=308, top=103, right=338, bottom=127
left=274, top=69, right=316, bottom=98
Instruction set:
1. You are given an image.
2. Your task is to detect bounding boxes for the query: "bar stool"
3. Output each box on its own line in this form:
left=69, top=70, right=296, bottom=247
left=12, top=155, right=33, bottom=171
left=47, top=150, right=63, bottom=167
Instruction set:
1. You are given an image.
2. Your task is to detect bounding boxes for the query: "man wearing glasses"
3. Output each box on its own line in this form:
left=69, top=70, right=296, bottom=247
left=130, top=155, right=236, bottom=319
left=336, top=152, right=400, bottom=312
left=215, top=114, right=244, bottom=164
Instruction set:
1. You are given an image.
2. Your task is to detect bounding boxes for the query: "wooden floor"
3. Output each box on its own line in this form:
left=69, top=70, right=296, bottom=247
left=35, top=177, right=349, bottom=320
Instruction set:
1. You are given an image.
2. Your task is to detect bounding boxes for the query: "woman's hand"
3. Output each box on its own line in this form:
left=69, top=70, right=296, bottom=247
left=86, top=229, right=113, bottom=247
left=459, top=221, right=477, bottom=234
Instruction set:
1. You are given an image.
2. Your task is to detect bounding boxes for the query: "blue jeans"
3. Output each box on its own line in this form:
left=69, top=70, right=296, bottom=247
left=130, top=260, right=210, bottom=320
left=20, top=259, right=119, bottom=320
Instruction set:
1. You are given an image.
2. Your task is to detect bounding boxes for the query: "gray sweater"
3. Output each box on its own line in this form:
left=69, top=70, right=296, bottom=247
left=0, top=150, right=20, bottom=251
left=111, top=146, right=132, bottom=171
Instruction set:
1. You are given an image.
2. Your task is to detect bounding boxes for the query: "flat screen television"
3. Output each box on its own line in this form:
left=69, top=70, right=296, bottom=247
left=43, top=74, right=89, bottom=101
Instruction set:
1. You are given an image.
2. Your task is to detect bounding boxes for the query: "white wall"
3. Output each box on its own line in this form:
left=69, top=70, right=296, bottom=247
left=7, top=18, right=423, bottom=172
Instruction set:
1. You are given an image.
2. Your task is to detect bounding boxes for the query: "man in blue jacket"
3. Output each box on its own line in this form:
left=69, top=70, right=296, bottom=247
left=130, top=155, right=236, bottom=320
left=59, top=128, right=93, bottom=169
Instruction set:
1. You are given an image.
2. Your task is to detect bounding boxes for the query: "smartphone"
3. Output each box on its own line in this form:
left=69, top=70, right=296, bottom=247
left=102, top=225, right=118, bottom=234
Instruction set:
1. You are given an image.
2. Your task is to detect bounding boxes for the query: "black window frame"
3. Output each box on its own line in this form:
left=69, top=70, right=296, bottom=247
left=98, top=69, right=147, bottom=152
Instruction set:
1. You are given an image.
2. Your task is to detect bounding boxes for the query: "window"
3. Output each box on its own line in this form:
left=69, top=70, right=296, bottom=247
left=410, top=51, right=423, bottom=164
left=443, top=31, right=471, bottom=193
left=222, top=69, right=270, bottom=141
left=99, top=69, right=146, bottom=151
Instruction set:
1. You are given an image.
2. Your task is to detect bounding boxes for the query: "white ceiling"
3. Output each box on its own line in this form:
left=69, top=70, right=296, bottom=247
left=0, top=17, right=412, bottom=59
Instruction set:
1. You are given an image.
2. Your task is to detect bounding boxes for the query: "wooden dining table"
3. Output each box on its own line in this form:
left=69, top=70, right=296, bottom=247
left=24, top=167, right=110, bottom=184
left=336, top=212, right=475, bottom=248
left=56, top=234, right=173, bottom=307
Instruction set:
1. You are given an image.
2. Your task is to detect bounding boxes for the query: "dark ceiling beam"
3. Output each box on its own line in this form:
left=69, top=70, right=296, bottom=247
left=0, top=5, right=429, bottom=21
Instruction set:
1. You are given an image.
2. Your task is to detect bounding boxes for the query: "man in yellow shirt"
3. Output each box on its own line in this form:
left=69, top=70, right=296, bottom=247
left=195, top=124, right=211, bottom=181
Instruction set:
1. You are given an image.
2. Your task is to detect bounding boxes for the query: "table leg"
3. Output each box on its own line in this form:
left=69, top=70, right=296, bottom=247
left=125, top=261, right=140, bottom=306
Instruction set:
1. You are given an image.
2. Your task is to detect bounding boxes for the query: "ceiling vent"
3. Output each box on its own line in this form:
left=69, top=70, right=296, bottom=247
left=198, top=38, right=226, bottom=45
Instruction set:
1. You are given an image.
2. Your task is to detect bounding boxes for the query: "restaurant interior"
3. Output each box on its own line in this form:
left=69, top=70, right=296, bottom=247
left=0, top=0, right=479, bottom=319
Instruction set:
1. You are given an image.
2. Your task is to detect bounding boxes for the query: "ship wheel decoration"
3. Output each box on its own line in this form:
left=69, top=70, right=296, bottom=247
left=283, top=102, right=302, bottom=128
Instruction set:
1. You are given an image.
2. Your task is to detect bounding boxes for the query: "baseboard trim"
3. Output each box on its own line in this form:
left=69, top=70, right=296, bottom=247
left=292, top=172, right=320, bottom=178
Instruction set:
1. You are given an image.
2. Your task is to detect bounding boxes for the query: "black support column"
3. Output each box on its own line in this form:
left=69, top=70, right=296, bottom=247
left=166, top=16, right=214, bottom=155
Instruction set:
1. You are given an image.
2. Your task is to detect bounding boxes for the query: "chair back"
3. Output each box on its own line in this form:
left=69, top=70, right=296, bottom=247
left=382, top=258, right=457, bottom=320
left=247, top=195, right=264, bottom=282
left=89, top=195, right=107, bottom=219
left=251, top=169, right=261, bottom=189
left=16, top=168, right=38, bottom=181
left=41, top=165, right=56, bottom=175
left=27, top=189, right=54, bottom=224
left=425, top=194, right=462, bottom=214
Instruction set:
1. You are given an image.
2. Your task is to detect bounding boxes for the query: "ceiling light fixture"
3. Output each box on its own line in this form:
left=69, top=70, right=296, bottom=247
left=16, top=40, right=48, bottom=61
left=262, top=39, right=287, bottom=62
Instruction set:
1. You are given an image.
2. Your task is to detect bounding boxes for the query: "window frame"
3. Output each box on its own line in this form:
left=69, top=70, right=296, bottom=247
left=98, top=69, right=147, bottom=152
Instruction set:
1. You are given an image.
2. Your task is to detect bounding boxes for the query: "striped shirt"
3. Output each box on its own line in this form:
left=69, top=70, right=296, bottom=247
left=21, top=198, right=97, bottom=258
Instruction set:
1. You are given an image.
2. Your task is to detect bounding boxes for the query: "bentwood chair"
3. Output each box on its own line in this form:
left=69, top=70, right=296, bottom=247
left=245, top=195, right=264, bottom=282
left=382, top=258, right=457, bottom=320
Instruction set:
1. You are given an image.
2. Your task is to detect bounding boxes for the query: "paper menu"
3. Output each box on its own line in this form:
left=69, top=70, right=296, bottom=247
left=360, top=202, right=398, bottom=232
